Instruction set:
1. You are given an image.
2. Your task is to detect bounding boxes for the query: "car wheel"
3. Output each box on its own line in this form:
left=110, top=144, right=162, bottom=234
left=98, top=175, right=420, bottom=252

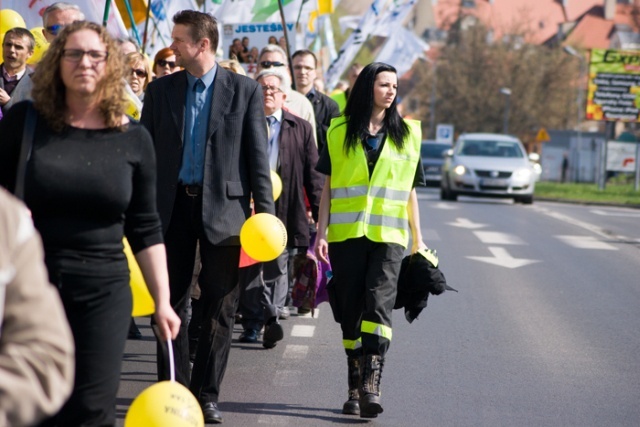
left=517, top=195, right=533, bottom=204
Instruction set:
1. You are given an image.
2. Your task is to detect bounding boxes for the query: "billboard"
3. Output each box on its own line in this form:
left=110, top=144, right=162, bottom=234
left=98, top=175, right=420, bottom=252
left=586, top=49, right=640, bottom=122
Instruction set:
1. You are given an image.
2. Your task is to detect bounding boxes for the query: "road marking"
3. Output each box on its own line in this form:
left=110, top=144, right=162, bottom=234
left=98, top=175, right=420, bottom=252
left=291, top=325, right=315, bottom=337
left=467, top=246, right=540, bottom=269
left=556, top=235, right=619, bottom=250
left=273, top=370, right=300, bottom=386
left=591, top=209, right=640, bottom=218
left=473, top=231, right=525, bottom=245
left=431, top=202, right=458, bottom=209
left=258, top=414, right=289, bottom=424
left=422, top=229, right=441, bottom=242
left=447, top=217, right=488, bottom=229
left=283, top=344, right=309, bottom=359
left=532, top=206, right=627, bottom=241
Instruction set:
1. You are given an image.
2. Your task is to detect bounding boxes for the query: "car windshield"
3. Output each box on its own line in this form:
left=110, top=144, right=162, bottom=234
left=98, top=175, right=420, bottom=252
left=456, top=139, right=523, bottom=158
left=421, top=143, right=451, bottom=158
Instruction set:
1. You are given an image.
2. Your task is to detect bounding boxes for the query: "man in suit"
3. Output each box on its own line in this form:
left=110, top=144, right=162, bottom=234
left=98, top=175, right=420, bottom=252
left=0, top=28, right=34, bottom=114
left=140, top=10, right=273, bottom=424
left=238, top=68, right=323, bottom=347
left=291, top=49, right=340, bottom=154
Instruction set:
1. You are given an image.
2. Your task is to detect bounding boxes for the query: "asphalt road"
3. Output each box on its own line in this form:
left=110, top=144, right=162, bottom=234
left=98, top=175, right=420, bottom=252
left=116, top=188, right=640, bottom=426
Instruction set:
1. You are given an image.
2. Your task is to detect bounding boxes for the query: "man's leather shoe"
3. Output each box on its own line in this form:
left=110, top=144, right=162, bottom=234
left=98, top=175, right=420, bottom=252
left=262, top=318, right=283, bottom=349
left=202, top=402, right=223, bottom=424
left=239, top=328, right=259, bottom=343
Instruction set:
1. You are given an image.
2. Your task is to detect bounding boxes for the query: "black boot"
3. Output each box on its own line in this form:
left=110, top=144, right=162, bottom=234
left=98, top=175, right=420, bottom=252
left=359, top=354, right=384, bottom=418
left=342, top=356, right=361, bottom=415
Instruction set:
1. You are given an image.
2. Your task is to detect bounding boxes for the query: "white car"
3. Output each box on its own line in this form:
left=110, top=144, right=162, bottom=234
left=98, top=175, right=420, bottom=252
left=440, top=133, right=536, bottom=204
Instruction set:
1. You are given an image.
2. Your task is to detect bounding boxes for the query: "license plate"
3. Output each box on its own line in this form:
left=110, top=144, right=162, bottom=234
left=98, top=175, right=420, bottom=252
left=480, top=178, right=507, bottom=187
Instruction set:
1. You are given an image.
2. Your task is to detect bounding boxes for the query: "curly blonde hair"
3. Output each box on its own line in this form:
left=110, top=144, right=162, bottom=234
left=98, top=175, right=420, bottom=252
left=32, top=21, right=127, bottom=132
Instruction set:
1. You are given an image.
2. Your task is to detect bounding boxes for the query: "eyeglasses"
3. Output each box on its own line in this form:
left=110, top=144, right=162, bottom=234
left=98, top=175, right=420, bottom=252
left=45, top=24, right=65, bottom=36
left=259, top=61, right=284, bottom=68
left=261, top=85, right=283, bottom=94
left=157, top=59, right=176, bottom=68
left=62, top=49, right=108, bottom=63
left=131, top=68, right=147, bottom=78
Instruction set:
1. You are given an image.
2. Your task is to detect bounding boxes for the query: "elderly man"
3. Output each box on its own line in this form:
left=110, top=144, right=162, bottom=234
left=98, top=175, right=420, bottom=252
left=0, top=28, right=34, bottom=114
left=238, top=68, right=323, bottom=347
left=3, top=2, right=84, bottom=111
left=292, top=49, right=340, bottom=154
left=256, top=44, right=317, bottom=147
left=41, top=2, right=86, bottom=43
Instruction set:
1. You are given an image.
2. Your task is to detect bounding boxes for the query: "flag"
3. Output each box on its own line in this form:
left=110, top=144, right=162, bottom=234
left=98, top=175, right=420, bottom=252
left=214, top=0, right=314, bottom=24
left=318, top=0, right=333, bottom=15
left=115, top=0, right=148, bottom=28
left=375, top=26, right=428, bottom=77
left=324, top=0, right=392, bottom=90
left=0, top=0, right=128, bottom=38
left=371, top=0, right=417, bottom=37
left=144, top=0, right=199, bottom=57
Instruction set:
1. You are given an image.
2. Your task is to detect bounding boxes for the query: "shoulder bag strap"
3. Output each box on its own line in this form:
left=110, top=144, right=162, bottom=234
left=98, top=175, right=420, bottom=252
left=14, top=102, right=37, bottom=201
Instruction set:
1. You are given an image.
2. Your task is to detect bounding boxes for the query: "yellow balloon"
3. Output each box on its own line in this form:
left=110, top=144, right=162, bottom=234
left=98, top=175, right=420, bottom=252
left=125, top=381, right=204, bottom=427
left=270, top=170, right=282, bottom=201
left=240, top=213, right=287, bottom=262
left=28, top=27, right=49, bottom=65
left=124, top=238, right=155, bottom=317
left=0, top=9, right=26, bottom=35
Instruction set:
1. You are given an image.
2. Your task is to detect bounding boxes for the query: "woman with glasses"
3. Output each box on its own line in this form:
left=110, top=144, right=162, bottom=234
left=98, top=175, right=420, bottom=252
left=126, top=51, right=151, bottom=101
left=0, top=21, right=180, bottom=426
left=314, top=62, right=426, bottom=419
left=152, top=47, right=180, bottom=79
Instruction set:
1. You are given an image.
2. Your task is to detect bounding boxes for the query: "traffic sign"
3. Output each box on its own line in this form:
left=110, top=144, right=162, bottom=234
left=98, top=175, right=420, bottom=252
left=536, top=128, right=550, bottom=142
left=436, top=124, right=454, bottom=144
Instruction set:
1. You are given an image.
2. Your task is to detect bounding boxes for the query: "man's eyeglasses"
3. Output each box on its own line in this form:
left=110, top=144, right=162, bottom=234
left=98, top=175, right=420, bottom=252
left=261, top=85, right=283, bottom=94
left=131, top=68, right=147, bottom=78
left=45, top=24, right=65, bottom=36
left=61, top=49, right=109, bottom=63
left=156, top=59, right=176, bottom=68
left=259, top=61, right=284, bottom=68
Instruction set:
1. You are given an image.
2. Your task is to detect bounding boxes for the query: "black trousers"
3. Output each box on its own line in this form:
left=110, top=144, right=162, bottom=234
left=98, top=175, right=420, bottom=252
left=157, top=188, right=241, bottom=405
left=328, top=237, right=404, bottom=357
left=41, top=271, right=131, bottom=427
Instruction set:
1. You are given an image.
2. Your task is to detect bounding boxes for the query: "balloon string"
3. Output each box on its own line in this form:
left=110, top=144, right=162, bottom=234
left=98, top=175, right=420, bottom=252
left=167, top=339, right=175, bottom=382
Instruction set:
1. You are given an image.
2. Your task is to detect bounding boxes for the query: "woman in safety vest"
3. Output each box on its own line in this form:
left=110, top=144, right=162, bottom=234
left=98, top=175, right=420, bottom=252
left=315, top=62, right=426, bottom=419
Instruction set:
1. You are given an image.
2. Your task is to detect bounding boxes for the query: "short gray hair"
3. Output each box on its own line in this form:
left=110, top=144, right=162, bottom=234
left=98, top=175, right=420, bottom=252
left=258, top=44, right=288, bottom=66
left=255, top=68, right=291, bottom=95
left=42, top=2, right=85, bottom=26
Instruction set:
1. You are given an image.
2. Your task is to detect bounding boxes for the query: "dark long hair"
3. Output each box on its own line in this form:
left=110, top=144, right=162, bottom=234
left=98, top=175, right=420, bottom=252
left=341, top=62, right=409, bottom=154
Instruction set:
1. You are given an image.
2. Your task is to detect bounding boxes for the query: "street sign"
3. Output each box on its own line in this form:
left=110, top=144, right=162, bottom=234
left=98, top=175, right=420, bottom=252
left=436, top=124, right=454, bottom=144
left=536, top=128, right=551, bottom=142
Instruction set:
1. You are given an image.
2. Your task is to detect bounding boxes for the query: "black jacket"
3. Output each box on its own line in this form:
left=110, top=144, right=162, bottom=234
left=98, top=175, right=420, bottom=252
left=305, top=89, right=340, bottom=155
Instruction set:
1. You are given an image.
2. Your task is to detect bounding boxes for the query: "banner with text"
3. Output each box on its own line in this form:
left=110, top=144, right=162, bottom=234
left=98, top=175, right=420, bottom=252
left=586, top=49, right=640, bottom=122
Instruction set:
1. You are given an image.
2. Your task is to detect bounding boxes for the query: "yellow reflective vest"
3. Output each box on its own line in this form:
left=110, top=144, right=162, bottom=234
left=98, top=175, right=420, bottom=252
left=326, top=117, right=422, bottom=248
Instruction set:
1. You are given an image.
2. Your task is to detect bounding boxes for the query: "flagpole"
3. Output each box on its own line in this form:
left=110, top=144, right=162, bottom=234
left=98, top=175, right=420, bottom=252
left=103, top=0, right=112, bottom=27
left=142, top=0, right=152, bottom=54
left=122, top=0, right=142, bottom=46
left=277, top=0, right=296, bottom=90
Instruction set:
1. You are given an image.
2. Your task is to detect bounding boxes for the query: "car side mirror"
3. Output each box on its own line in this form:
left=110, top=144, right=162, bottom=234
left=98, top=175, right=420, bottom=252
left=443, top=149, right=453, bottom=158
left=528, top=152, right=540, bottom=162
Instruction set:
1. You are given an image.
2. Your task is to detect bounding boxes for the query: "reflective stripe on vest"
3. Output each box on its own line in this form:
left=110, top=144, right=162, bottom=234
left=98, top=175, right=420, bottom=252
left=326, top=117, right=422, bottom=248
left=361, top=320, right=393, bottom=341
left=343, top=338, right=362, bottom=350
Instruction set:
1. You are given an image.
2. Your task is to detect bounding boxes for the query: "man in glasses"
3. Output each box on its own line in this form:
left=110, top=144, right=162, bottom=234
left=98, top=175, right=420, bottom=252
left=42, top=2, right=86, bottom=43
left=257, top=44, right=317, bottom=151
left=0, top=29, right=35, bottom=115
left=3, top=2, right=84, bottom=112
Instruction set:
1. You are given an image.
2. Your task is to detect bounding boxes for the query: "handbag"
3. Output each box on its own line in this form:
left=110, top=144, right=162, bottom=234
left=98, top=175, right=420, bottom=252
left=14, top=102, right=37, bottom=200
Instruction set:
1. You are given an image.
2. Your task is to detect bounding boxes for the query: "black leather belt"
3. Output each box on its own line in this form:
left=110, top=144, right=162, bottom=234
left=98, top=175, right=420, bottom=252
left=182, top=184, right=202, bottom=197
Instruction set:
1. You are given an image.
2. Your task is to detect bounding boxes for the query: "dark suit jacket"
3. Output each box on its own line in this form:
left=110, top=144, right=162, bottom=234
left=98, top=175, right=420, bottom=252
left=141, top=66, right=274, bottom=246
left=307, top=89, right=340, bottom=154
left=276, top=110, right=324, bottom=248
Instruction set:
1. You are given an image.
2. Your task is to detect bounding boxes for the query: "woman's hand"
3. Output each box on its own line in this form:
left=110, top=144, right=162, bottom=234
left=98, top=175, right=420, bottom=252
left=315, top=235, right=329, bottom=264
left=411, top=239, right=428, bottom=254
left=153, top=302, right=181, bottom=341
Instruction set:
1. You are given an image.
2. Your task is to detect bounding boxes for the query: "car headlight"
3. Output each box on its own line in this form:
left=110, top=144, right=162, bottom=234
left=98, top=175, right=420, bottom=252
left=513, top=168, right=532, bottom=180
left=453, top=165, right=468, bottom=176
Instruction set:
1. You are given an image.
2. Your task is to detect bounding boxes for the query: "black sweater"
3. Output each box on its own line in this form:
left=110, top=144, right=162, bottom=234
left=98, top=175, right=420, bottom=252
left=0, top=102, right=163, bottom=277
